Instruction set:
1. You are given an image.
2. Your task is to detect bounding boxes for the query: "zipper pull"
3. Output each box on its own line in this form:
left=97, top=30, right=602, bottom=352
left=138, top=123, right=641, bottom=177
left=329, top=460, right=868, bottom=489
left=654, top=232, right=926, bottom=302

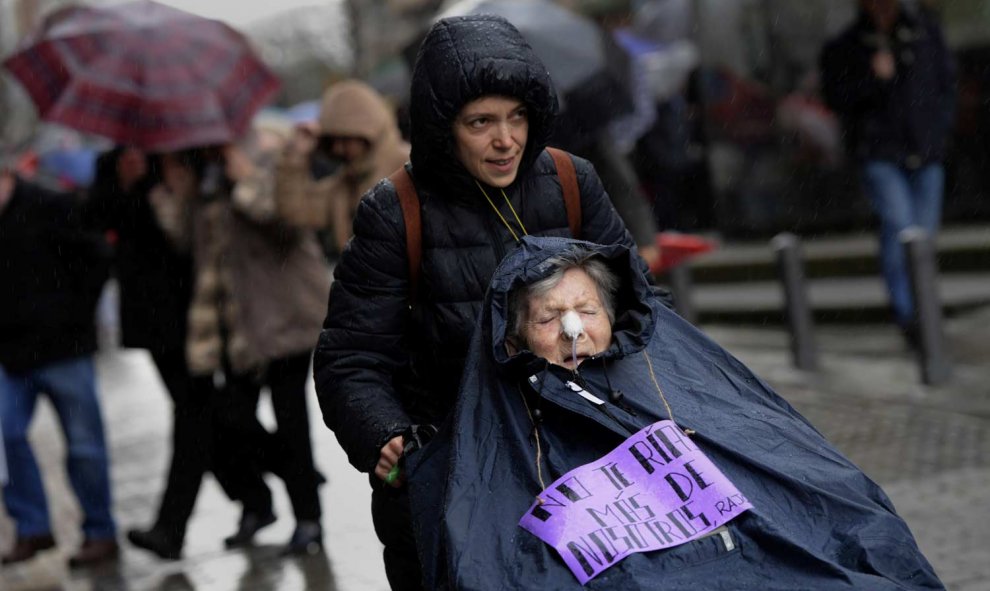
left=565, top=380, right=605, bottom=406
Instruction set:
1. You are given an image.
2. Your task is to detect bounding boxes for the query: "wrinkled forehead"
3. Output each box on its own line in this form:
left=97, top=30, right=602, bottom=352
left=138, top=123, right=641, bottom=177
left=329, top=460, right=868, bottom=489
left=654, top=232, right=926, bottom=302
left=526, top=269, right=602, bottom=312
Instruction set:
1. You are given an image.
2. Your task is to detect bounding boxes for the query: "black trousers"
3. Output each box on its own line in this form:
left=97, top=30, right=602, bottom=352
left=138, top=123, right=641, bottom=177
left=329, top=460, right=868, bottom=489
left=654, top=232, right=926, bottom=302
left=372, top=484, right=426, bottom=591
left=212, top=351, right=321, bottom=522
left=148, top=348, right=219, bottom=544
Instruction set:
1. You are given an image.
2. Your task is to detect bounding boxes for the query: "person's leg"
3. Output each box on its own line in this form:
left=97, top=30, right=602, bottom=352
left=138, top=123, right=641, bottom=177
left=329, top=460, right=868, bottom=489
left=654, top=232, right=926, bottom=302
left=371, top=485, right=425, bottom=591
left=0, top=367, right=51, bottom=538
left=268, top=353, right=321, bottom=523
left=861, top=161, right=916, bottom=327
left=37, top=356, right=116, bottom=541
left=909, top=163, right=945, bottom=237
left=212, top=372, right=275, bottom=547
left=147, top=350, right=212, bottom=546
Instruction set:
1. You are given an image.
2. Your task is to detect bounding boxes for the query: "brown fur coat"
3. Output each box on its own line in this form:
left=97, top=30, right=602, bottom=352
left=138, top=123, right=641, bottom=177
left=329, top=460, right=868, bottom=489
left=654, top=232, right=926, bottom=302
left=151, top=160, right=330, bottom=376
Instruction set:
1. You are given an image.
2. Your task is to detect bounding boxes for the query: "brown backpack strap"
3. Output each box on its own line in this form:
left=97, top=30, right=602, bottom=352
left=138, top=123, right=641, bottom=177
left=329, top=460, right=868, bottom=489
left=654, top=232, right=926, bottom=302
left=547, top=147, right=581, bottom=239
left=389, top=166, right=421, bottom=302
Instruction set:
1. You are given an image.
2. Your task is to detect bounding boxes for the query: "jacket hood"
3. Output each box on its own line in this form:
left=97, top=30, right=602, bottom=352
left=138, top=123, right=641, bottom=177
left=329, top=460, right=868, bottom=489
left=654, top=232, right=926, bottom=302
left=408, top=15, right=559, bottom=195
left=319, top=79, right=406, bottom=178
left=319, top=79, right=398, bottom=143
left=486, top=237, right=655, bottom=376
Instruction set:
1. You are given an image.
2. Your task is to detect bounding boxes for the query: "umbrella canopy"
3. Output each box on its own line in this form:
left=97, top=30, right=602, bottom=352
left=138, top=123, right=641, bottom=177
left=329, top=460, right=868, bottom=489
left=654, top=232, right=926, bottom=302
left=2, top=0, right=280, bottom=152
left=433, top=0, right=633, bottom=126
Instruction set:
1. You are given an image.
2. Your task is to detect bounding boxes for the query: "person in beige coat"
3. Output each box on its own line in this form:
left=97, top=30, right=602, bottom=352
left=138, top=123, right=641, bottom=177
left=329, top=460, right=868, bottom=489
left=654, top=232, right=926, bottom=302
left=276, top=79, right=410, bottom=255
left=140, top=137, right=330, bottom=558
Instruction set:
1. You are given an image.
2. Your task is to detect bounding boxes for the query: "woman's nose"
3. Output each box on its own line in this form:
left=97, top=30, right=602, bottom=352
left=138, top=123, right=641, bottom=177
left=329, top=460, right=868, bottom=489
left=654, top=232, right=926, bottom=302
left=492, top=122, right=512, bottom=146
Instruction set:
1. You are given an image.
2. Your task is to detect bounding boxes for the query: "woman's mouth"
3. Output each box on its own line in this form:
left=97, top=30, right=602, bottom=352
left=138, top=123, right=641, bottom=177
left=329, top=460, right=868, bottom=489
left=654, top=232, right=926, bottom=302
left=562, top=352, right=586, bottom=367
left=487, top=156, right=516, bottom=173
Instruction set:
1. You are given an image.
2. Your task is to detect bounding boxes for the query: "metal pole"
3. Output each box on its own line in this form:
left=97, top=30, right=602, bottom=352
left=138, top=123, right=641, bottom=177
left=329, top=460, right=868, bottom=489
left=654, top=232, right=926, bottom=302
left=772, top=232, right=817, bottom=371
left=900, top=227, right=951, bottom=385
left=667, top=264, right=696, bottom=325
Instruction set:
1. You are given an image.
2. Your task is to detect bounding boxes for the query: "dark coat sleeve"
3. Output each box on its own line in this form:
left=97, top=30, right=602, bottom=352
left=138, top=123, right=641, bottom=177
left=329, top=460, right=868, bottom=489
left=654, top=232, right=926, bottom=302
left=312, top=179, right=414, bottom=473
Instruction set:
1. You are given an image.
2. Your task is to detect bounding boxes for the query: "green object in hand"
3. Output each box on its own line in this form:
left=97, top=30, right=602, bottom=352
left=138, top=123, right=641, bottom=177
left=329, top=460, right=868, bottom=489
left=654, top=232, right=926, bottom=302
left=385, top=463, right=401, bottom=485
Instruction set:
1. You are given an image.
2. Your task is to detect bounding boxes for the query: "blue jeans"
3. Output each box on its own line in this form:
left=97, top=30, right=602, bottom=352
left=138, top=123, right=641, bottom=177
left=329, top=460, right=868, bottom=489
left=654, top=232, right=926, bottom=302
left=0, top=356, right=116, bottom=540
left=861, top=161, right=944, bottom=327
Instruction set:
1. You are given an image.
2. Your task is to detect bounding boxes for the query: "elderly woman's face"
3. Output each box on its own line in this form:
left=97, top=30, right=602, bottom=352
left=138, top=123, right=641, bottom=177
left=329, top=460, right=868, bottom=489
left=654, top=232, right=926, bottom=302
left=453, top=95, right=528, bottom=187
left=520, top=268, right=613, bottom=369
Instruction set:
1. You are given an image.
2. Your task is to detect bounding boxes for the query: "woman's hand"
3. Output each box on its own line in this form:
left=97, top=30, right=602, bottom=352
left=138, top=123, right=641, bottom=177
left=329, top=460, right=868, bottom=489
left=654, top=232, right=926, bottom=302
left=223, top=144, right=257, bottom=183
left=871, top=49, right=896, bottom=81
left=375, top=436, right=406, bottom=488
left=287, top=123, right=319, bottom=161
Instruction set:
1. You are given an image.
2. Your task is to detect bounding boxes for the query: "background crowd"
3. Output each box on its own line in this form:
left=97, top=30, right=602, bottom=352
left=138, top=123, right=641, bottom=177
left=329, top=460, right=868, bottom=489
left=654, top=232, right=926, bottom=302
left=0, top=0, right=980, bottom=586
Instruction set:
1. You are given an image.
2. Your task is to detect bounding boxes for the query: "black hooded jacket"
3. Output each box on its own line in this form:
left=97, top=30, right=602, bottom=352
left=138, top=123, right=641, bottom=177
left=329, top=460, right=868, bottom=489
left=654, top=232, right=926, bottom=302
left=820, top=6, right=956, bottom=168
left=313, top=15, right=641, bottom=473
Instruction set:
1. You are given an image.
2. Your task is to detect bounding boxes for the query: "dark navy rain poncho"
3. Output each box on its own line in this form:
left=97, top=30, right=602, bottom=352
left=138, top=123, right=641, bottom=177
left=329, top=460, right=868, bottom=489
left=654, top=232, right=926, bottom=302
left=406, top=236, right=942, bottom=590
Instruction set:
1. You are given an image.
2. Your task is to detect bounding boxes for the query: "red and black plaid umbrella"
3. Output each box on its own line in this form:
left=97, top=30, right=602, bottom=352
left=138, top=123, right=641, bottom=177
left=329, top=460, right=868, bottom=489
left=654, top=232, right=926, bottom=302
left=3, top=1, right=280, bottom=152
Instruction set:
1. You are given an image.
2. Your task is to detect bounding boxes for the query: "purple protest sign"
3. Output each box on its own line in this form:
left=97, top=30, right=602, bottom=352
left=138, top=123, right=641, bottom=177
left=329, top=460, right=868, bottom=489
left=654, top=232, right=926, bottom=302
left=518, top=419, right=752, bottom=584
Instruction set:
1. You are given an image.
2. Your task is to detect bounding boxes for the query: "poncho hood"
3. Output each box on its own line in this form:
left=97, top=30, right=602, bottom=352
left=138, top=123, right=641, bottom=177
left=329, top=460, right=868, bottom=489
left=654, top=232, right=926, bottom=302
left=318, top=79, right=407, bottom=181
left=486, top=237, right=654, bottom=378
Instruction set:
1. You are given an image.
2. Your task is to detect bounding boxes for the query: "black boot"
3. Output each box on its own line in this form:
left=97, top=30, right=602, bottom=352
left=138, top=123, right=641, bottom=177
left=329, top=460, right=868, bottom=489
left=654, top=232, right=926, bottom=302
left=127, top=528, right=182, bottom=560
left=224, top=510, right=277, bottom=549
left=281, top=521, right=323, bottom=556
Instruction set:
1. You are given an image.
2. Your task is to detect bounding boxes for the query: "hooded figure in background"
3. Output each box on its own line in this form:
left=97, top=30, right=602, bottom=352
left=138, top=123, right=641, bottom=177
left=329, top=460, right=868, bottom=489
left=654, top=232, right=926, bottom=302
left=276, top=79, right=410, bottom=255
left=406, top=236, right=942, bottom=590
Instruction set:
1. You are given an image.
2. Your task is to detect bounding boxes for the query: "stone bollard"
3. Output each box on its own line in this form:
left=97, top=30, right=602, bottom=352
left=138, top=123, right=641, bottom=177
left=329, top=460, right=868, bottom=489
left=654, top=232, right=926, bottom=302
left=772, top=233, right=818, bottom=371
left=899, top=227, right=951, bottom=385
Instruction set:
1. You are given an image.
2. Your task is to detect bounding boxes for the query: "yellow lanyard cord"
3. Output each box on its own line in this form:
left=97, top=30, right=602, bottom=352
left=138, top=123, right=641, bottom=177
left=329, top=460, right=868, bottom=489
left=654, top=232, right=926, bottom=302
left=476, top=180, right=528, bottom=242
left=501, top=188, right=528, bottom=237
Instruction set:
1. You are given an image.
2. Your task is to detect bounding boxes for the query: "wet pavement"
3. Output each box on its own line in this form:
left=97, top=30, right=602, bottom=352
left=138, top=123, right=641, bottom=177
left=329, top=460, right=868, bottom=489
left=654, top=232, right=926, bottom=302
left=2, top=306, right=989, bottom=590
left=706, top=306, right=990, bottom=591
left=0, top=347, right=388, bottom=591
